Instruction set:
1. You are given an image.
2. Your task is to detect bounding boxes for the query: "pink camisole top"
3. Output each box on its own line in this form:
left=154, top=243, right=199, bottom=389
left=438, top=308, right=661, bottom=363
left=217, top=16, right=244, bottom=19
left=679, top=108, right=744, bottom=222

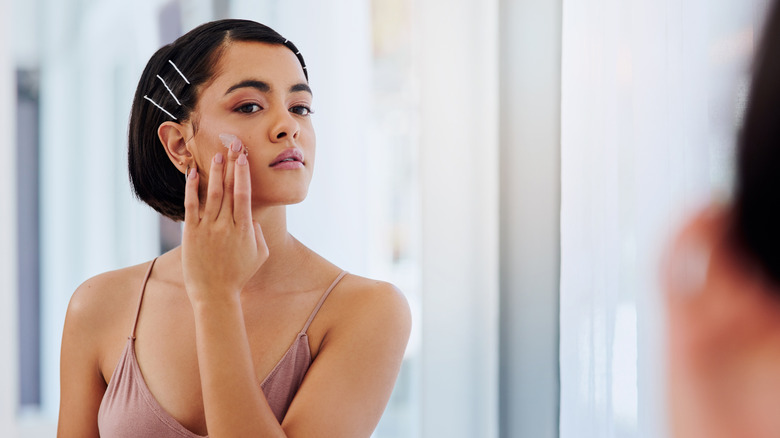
left=97, top=258, right=348, bottom=437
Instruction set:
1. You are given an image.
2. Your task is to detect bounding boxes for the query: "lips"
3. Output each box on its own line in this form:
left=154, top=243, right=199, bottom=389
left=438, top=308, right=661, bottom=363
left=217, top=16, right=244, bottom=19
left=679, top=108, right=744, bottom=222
left=269, top=149, right=305, bottom=167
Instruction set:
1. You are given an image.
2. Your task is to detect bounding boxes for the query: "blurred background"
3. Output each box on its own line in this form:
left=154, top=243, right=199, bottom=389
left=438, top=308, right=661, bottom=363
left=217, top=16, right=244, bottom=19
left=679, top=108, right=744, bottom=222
left=0, top=0, right=767, bottom=437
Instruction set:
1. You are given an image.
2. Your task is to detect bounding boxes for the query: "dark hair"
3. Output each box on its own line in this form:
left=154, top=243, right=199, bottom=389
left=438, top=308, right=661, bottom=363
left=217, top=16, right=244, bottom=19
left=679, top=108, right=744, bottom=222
left=128, top=19, right=308, bottom=221
left=734, top=1, right=780, bottom=283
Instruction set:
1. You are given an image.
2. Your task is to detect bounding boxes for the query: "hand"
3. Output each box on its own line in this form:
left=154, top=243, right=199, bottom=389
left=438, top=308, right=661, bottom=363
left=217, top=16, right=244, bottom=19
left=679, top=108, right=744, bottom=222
left=181, top=135, right=268, bottom=305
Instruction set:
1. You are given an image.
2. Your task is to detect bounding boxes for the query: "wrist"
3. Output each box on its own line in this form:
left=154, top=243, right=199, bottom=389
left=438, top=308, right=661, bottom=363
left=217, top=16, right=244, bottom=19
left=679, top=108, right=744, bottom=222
left=188, top=290, right=242, bottom=312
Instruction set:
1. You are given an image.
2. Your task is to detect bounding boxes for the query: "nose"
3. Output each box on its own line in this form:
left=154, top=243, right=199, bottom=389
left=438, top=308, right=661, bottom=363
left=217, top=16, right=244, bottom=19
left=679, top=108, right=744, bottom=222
left=270, top=108, right=300, bottom=142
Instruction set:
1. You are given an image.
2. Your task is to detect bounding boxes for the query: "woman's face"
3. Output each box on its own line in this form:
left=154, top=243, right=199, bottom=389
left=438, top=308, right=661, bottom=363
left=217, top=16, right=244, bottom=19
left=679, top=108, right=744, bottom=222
left=186, top=41, right=315, bottom=208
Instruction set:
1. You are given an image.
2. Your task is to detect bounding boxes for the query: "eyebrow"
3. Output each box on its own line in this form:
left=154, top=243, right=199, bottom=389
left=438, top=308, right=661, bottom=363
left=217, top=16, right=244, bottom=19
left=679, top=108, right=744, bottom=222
left=225, top=79, right=312, bottom=96
left=290, top=83, right=313, bottom=95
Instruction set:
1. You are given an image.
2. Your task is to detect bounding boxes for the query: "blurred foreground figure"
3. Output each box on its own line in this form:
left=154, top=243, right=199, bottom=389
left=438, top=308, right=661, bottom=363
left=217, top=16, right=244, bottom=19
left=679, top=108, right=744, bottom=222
left=665, top=2, right=780, bottom=437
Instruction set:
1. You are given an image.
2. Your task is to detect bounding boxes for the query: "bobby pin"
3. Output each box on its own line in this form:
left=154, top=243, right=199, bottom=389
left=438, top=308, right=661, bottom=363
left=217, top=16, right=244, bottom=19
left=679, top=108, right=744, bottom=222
left=143, top=95, right=177, bottom=120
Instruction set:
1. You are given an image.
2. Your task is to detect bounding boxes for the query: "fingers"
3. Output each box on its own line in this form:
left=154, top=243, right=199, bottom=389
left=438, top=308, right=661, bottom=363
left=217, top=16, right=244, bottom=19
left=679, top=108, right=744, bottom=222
left=233, top=153, right=253, bottom=225
left=183, top=166, right=200, bottom=224
left=202, top=153, right=225, bottom=220
left=221, top=136, right=244, bottom=217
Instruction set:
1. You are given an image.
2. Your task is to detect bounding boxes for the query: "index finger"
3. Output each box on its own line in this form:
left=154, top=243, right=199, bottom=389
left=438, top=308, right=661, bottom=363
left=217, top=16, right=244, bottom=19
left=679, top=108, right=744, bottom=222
left=233, top=152, right=252, bottom=225
left=219, top=134, right=243, bottom=219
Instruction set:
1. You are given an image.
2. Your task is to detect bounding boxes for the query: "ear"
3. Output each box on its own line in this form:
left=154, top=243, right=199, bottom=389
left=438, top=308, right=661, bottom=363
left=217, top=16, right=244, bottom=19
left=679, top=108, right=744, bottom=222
left=158, top=121, right=192, bottom=175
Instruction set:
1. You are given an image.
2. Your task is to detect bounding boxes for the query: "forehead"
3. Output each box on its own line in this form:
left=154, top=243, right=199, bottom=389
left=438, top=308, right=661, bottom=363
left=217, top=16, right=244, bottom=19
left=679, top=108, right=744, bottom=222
left=210, top=41, right=307, bottom=90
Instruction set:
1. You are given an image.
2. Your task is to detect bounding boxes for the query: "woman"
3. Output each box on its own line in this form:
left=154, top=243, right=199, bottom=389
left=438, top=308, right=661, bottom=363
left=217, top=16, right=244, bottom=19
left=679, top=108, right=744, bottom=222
left=57, top=19, right=411, bottom=437
left=665, top=1, right=780, bottom=436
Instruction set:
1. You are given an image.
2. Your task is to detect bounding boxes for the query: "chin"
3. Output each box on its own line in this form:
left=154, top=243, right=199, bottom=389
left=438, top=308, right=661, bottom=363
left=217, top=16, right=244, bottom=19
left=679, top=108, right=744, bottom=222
left=254, top=190, right=309, bottom=206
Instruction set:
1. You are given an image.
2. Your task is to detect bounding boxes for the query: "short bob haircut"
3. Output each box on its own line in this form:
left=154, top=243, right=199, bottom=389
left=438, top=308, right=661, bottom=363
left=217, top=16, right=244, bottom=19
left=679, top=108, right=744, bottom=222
left=128, top=19, right=308, bottom=221
left=734, top=0, right=780, bottom=285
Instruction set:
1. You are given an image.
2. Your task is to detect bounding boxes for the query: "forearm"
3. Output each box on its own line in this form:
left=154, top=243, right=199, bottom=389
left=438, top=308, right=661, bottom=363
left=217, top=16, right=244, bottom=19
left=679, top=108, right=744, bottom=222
left=192, top=295, right=285, bottom=438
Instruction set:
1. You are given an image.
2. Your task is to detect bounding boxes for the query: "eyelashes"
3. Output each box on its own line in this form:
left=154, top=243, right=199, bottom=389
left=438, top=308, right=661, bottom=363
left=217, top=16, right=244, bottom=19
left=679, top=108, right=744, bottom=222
left=233, top=103, right=314, bottom=116
left=290, top=105, right=314, bottom=116
left=235, top=103, right=262, bottom=114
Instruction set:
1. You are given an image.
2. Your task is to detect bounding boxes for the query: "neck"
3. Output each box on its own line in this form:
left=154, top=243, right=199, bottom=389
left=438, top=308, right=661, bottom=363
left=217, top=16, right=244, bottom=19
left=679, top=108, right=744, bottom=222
left=242, top=205, right=306, bottom=292
left=252, top=205, right=291, bottom=253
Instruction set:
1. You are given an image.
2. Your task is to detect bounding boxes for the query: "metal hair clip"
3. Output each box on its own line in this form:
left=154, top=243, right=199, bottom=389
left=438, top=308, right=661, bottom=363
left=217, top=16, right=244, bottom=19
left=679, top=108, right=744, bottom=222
left=282, top=39, right=309, bottom=77
left=144, top=61, right=191, bottom=120
left=157, top=75, right=181, bottom=106
left=144, top=95, right=177, bottom=120
left=169, top=60, right=190, bottom=84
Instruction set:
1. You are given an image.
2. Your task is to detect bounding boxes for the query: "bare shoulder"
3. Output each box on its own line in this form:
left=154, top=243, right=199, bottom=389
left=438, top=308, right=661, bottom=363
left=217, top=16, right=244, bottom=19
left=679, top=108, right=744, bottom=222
left=65, top=261, right=154, bottom=350
left=336, top=273, right=408, bottom=302
left=69, top=262, right=150, bottom=320
left=322, top=273, right=411, bottom=340
left=340, top=274, right=410, bottom=320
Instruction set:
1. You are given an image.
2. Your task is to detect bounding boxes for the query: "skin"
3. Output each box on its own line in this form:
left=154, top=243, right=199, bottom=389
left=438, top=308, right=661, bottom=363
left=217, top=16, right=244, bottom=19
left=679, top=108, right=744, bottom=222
left=58, top=41, right=411, bottom=437
left=664, top=204, right=780, bottom=438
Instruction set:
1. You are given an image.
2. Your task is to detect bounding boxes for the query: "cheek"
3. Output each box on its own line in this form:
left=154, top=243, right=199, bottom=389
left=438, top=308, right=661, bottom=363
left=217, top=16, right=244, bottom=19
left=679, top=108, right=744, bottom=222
left=193, top=147, right=222, bottom=183
left=302, top=127, right=316, bottom=166
left=191, top=116, right=244, bottom=165
left=188, top=139, right=226, bottom=189
left=247, top=155, right=265, bottom=177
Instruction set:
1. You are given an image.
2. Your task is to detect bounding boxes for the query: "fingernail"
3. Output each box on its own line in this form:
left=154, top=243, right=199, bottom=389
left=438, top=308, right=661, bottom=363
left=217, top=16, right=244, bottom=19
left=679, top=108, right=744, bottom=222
left=188, top=168, right=198, bottom=179
left=219, top=133, right=237, bottom=149
left=237, top=153, right=248, bottom=165
left=214, top=153, right=224, bottom=164
left=231, top=139, right=242, bottom=153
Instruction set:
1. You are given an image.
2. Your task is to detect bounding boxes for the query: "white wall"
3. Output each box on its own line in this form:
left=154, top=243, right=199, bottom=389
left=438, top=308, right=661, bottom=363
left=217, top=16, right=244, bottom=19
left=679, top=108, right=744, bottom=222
left=0, top=0, right=20, bottom=431
left=416, top=0, right=500, bottom=436
left=499, top=0, right=562, bottom=436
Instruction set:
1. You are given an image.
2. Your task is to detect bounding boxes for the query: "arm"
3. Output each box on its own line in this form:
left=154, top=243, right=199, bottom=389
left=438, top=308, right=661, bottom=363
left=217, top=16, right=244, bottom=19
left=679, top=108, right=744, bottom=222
left=57, top=279, right=110, bottom=438
left=282, top=281, right=411, bottom=437
left=192, top=296, right=284, bottom=436
left=182, top=142, right=279, bottom=437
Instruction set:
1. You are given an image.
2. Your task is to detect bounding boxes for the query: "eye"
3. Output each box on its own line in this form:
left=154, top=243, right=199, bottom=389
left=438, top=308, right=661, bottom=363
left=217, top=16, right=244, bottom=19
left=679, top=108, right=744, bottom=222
left=236, top=103, right=262, bottom=114
left=290, top=105, right=313, bottom=116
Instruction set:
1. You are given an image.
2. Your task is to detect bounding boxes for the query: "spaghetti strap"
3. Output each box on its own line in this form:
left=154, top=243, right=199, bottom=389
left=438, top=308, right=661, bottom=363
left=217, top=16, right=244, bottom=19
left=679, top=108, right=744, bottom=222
left=130, top=258, right=158, bottom=339
left=300, top=270, right=348, bottom=334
